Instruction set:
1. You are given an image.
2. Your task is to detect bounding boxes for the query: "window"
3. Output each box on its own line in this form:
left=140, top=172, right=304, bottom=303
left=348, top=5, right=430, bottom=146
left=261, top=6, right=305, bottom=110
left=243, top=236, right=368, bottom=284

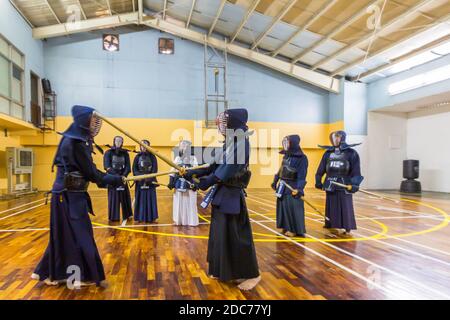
left=0, top=34, right=25, bottom=119
left=388, top=64, right=450, bottom=95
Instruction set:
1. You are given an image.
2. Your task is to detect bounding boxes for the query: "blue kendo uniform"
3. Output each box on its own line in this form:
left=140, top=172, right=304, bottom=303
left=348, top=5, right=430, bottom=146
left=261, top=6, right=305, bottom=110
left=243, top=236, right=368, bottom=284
left=133, top=149, right=159, bottom=223
left=103, top=144, right=133, bottom=222
left=272, top=135, right=308, bottom=236
left=186, top=108, right=259, bottom=282
left=315, top=131, right=363, bottom=232
left=33, top=105, right=123, bottom=285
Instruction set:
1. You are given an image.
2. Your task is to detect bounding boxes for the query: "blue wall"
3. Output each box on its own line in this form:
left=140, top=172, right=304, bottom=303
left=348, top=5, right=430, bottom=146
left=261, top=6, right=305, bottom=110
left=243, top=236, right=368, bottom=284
left=44, top=29, right=330, bottom=123
left=344, top=82, right=367, bottom=135
left=328, top=80, right=344, bottom=124
left=0, top=0, right=44, bottom=120
left=367, top=54, right=450, bottom=111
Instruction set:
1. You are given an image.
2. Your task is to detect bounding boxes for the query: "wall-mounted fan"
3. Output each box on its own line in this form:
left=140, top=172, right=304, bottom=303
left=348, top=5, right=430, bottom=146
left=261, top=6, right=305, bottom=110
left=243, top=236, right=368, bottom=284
left=103, top=34, right=120, bottom=52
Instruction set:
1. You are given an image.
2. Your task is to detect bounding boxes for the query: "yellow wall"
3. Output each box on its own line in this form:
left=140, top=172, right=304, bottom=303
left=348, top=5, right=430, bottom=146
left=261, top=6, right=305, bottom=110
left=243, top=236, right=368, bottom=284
left=16, top=117, right=344, bottom=191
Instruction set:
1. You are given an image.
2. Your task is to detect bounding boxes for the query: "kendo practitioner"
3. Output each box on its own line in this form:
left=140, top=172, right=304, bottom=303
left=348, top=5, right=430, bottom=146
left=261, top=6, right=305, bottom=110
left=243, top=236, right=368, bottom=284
left=31, top=105, right=123, bottom=287
left=315, top=130, right=363, bottom=234
left=104, top=136, right=133, bottom=222
left=271, top=135, right=308, bottom=237
left=133, top=140, right=159, bottom=223
left=185, top=108, right=260, bottom=291
left=168, top=140, right=199, bottom=226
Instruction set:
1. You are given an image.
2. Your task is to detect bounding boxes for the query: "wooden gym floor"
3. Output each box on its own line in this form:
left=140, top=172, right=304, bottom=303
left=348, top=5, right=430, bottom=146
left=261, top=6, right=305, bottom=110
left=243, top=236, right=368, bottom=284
left=0, top=188, right=449, bottom=300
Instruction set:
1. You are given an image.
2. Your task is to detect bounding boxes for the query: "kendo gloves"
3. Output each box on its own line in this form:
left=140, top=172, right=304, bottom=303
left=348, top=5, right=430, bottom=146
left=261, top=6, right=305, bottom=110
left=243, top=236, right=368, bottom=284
left=168, top=175, right=176, bottom=190
left=103, top=174, right=124, bottom=187
left=293, top=180, right=306, bottom=198
left=197, top=174, right=219, bottom=191
left=349, top=176, right=364, bottom=193
left=271, top=175, right=279, bottom=190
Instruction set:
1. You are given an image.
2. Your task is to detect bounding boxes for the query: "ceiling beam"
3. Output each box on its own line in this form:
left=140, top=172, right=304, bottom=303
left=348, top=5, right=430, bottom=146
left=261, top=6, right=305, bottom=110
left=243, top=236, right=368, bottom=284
left=208, top=0, right=227, bottom=36
left=291, top=0, right=381, bottom=64
left=186, top=0, right=196, bottom=28
left=390, top=0, right=434, bottom=20
left=44, top=0, right=61, bottom=24
left=230, top=0, right=261, bottom=44
left=354, top=34, right=450, bottom=80
left=271, top=0, right=338, bottom=57
left=32, top=12, right=139, bottom=39
left=9, top=0, right=34, bottom=28
left=31, top=7, right=340, bottom=92
left=76, top=0, right=87, bottom=20
left=143, top=17, right=339, bottom=93
left=250, top=0, right=298, bottom=50
left=333, top=12, right=450, bottom=77
left=163, top=0, right=167, bottom=20
left=312, top=0, right=435, bottom=70
left=138, top=0, right=143, bottom=23
left=105, top=0, right=112, bottom=16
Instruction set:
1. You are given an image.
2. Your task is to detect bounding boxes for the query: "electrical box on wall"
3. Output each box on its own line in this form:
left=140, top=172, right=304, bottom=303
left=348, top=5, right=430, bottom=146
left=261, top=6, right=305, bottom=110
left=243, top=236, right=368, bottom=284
left=6, top=147, right=34, bottom=195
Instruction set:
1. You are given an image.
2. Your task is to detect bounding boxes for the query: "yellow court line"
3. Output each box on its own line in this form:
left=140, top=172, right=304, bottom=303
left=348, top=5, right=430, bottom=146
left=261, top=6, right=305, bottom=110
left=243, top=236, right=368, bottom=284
left=91, top=220, right=387, bottom=243
left=245, top=196, right=389, bottom=242
left=91, top=221, right=209, bottom=239
left=265, top=194, right=450, bottom=241
left=12, top=191, right=446, bottom=244
left=191, top=195, right=389, bottom=243
left=197, top=212, right=210, bottom=223
left=303, top=197, right=450, bottom=239
left=387, top=198, right=450, bottom=239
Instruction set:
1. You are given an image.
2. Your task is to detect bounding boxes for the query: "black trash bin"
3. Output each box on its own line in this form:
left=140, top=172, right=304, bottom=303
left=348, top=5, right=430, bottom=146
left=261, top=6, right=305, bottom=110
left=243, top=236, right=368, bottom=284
left=400, top=160, right=421, bottom=193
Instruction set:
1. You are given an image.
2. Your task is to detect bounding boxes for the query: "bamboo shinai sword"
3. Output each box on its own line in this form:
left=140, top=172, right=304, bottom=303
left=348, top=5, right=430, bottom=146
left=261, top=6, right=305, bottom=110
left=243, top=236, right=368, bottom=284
left=330, top=181, right=399, bottom=203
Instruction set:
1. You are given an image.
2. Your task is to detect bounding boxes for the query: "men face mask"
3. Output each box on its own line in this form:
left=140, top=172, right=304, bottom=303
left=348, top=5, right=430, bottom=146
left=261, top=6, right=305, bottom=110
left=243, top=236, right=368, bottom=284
left=179, top=140, right=191, bottom=157
left=331, top=132, right=342, bottom=147
left=216, top=111, right=228, bottom=136
left=282, top=137, right=290, bottom=151
left=89, top=113, right=102, bottom=137
left=113, top=136, right=124, bottom=148
left=140, top=140, right=150, bottom=153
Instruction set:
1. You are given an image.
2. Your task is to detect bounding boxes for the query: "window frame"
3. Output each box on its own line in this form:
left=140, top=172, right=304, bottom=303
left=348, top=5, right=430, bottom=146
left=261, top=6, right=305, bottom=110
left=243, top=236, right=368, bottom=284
left=0, top=33, right=25, bottom=120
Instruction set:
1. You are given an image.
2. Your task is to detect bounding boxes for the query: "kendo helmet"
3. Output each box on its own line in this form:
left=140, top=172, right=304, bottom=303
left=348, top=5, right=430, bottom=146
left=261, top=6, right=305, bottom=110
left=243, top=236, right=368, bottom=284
left=178, top=140, right=192, bottom=157
left=330, top=131, right=347, bottom=148
left=64, top=105, right=102, bottom=140
left=113, top=136, right=124, bottom=148
left=216, top=108, right=249, bottom=135
left=140, top=139, right=150, bottom=153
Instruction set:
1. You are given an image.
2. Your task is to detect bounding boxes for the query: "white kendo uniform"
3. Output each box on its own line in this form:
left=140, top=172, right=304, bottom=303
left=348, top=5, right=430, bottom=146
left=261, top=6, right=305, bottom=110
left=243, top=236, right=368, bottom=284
left=172, top=155, right=199, bottom=226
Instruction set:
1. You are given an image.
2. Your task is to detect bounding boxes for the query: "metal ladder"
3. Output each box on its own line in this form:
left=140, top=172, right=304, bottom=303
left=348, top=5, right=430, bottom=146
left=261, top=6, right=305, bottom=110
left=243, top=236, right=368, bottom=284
left=204, top=37, right=228, bottom=128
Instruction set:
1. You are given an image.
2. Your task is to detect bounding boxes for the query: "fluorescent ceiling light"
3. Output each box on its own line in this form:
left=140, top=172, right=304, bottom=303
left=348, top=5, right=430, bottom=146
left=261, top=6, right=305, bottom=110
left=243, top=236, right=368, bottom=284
left=388, top=64, right=450, bottom=95
left=432, top=41, right=450, bottom=55
left=388, top=51, right=437, bottom=74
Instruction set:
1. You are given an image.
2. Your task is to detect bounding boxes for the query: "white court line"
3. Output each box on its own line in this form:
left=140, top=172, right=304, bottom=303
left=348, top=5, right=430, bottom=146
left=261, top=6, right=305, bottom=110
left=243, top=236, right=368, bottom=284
left=246, top=210, right=404, bottom=298
left=352, top=215, right=441, bottom=221
left=304, top=214, right=450, bottom=268
left=248, top=194, right=450, bottom=256
left=374, top=206, right=443, bottom=221
left=248, top=195, right=450, bottom=299
left=0, top=220, right=273, bottom=233
left=0, top=198, right=45, bottom=215
left=0, top=227, right=49, bottom=233
left=248, top=194, right=450, bottom=257
left=0, top=203, right=46, bottom=221
left=252, top=190, right=441, bottom=217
